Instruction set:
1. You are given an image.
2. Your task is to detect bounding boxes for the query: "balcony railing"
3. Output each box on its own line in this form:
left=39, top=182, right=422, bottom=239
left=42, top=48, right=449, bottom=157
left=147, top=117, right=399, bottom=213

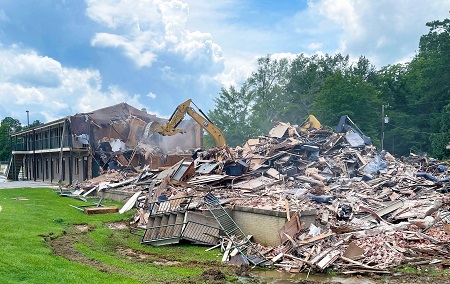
left=11, top=134, right=72, bottom=151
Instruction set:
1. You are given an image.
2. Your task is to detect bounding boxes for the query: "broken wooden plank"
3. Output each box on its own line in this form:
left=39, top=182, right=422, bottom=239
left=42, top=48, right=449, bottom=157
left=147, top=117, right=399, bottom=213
left=285, top=199, right=291, bottom=221
left=271, top=253, right=284, bottom=263
left=340, top=255, right=384, bottom=270
left=299, top=232, right=334, bottom=245
left=119, top=190, right=142, bottom=214
left=316, top=250, right=340, bottom=270
left=84, top=206, right=118, bottom=215
left=222, top=240, right=233, bottom=263
left=361, top=200, right=404, bottom=221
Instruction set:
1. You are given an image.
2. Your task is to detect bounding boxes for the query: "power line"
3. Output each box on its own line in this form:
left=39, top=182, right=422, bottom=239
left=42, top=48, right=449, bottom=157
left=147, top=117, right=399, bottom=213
left=386, top=122, right=449, bottom=135
left=386, top=99, right=450, bottom=108
left=389, top=112, right=450, bottom=117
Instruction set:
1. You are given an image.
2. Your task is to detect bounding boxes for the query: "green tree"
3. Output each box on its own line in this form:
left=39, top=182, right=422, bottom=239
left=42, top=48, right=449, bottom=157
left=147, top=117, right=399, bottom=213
left=23, top=120, right=44, bottom=129
left=313, top=71, right=381, bottom=140
left=248, top=55, right=290, bottom=134
left=373, top=64, right=412, bottom=155
left=285, top=53, right=351, bottom=124
left=401, top=19, right=450, bottom=157
left=0, top=117, right=23, bottom=161
left=207, top=84, right=256, bottom=147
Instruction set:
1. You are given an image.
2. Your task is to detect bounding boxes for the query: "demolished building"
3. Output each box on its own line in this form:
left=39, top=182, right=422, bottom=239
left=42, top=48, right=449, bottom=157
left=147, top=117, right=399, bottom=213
left=67, top=119, right=450, bottom=273
left=8, top=103, right=203, bottom=184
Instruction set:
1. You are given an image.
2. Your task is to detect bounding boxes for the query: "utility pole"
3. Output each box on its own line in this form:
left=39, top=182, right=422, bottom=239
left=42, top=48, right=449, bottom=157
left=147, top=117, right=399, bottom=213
left=381, top=104, right=389, bottom=151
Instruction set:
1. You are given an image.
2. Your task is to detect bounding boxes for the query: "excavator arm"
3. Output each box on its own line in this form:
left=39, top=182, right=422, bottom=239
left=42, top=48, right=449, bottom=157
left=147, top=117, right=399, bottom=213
left=156, top=99, right=227, bottom=146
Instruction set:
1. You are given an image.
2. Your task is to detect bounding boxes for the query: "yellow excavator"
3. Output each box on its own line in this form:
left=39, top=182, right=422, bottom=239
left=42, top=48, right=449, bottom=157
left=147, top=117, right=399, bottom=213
left=155, top=99, right=226, bottom=146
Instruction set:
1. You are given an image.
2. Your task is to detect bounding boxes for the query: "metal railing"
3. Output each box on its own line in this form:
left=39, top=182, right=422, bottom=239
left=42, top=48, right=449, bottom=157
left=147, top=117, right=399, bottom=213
left=148, top=195, right=194, bottom=217
left=139, top=221, right=219, bottom=245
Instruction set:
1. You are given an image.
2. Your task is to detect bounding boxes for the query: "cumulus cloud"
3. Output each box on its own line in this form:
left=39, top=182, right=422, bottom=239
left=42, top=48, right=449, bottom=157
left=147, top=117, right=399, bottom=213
left=307, top=42, right=323, bottom=50
left=0, top=45, right=145, bottom=124
left=86, top=0, right=224, bottom=72
left=0, top=48, right=63, bottom=88
left=147, top=92, right=157, bottom=99
left=214, top=53, right=299, bottom=88
left=302, top=0, right=450, bottom=66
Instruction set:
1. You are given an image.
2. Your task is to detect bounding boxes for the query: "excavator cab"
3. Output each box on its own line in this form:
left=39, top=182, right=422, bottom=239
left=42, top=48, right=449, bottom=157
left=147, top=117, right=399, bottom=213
left=335, top=115, right=372, bottom=146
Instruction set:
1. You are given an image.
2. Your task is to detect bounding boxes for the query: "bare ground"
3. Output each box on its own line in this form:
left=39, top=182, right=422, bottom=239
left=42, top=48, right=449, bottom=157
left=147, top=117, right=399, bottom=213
left=48, top=222, right=246, bottom=284
left=47, top=222, right=450, bottom=284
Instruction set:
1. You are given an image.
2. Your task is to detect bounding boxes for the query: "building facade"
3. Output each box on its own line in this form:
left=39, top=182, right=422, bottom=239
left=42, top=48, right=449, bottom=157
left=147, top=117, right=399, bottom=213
left=8, top=103, right=202, bottom=184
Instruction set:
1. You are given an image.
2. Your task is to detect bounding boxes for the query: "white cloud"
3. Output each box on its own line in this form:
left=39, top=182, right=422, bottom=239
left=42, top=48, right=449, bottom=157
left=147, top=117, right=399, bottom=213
left=307, top=42, right=323, bottom=50
left=214, top=53, right=299, bottom=88
left=147, top=92, right=157, bottom=99
left=0, top=45, right=146, bottom=124
left=184, top=0, right=450, bottom=91
left=86, top=0, right=224, bottom=72
left=91, top=33, right=158, bottom=67
left=0, top=48, right=63, bottom=87
left=305, top=0, right=450, bottom=66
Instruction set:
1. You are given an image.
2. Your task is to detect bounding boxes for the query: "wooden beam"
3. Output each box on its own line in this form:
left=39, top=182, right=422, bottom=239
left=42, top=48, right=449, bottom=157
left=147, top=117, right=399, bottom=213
left=84, top=206, right=118, bottom=215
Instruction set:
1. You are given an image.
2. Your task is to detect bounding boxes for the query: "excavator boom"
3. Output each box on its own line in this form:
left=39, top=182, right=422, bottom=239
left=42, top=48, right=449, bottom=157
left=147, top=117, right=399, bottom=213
left=156, top=99, right=226, bottom=146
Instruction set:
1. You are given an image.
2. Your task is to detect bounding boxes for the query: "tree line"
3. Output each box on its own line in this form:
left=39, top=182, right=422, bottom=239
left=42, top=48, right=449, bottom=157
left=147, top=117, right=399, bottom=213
left=0, top=117, right=43, bottom=162
left=206, top=19, right=450, bottom=159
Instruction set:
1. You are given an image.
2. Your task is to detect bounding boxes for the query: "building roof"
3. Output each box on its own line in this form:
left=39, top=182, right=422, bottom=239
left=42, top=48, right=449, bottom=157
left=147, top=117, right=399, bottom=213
left=85, top=102, right=162, bottom=128
left=11, top=103, right=164, bottom=136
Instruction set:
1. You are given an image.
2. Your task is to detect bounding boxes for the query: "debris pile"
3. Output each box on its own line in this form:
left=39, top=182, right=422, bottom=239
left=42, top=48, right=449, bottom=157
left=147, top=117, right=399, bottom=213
left=69, top=120, right=450, bottom=274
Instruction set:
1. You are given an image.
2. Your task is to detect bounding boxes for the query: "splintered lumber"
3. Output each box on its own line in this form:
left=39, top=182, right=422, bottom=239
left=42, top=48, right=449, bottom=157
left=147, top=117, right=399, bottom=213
left=119, top=190, right=142, bottom=214
left=340, top=255, right=384, bottom=270
left=285, top=199, right=291, bottom=221
left=310, top=247, right=333, bottom=265
left=222, top=241, right=233, bottom=263
left=84, top=206, right=119, bottom=215
left=316, top=250, right=340, bottom=270
left=205, top=243, right=221, bottom=252
left=299, top=232, right=334, bottom=245
left=271, top=253, right=284, bottom=263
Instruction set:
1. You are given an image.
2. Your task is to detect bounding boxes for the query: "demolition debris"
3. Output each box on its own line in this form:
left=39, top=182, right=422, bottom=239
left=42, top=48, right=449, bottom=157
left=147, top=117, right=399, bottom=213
left=67, top=118, right=450, bottom=274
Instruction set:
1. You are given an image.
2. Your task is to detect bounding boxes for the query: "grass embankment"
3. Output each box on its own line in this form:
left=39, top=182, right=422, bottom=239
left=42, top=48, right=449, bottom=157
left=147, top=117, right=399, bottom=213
left=0, top=188, right=229, bottom=284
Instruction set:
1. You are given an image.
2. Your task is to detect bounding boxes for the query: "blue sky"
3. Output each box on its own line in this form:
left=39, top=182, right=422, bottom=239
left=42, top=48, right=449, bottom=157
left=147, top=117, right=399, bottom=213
left=0, top=0, right=449, bottom=125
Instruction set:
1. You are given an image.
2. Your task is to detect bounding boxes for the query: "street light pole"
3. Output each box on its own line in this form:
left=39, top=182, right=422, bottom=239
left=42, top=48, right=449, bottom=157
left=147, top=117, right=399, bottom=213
left=381, top=104, right=389, bottom=151
left=26, top=110, right=30, bottom=127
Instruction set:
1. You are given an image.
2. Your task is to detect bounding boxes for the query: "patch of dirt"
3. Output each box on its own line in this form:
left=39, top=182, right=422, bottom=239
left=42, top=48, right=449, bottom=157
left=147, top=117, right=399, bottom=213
left=49, top=226, right=242, bottom=284
left=50, top=233, right=120, bottom=274
left=74, top=224, right=90, bottom=233
left=105, top=221, right=128, bottom=230
left=200, top=268, right=225, bottom=281
left=116, top=246, right=186, bottom=266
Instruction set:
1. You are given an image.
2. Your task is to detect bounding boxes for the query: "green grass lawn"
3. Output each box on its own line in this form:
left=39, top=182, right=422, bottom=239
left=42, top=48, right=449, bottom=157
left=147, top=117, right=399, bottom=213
left=0, top=188, right=227, bottom=284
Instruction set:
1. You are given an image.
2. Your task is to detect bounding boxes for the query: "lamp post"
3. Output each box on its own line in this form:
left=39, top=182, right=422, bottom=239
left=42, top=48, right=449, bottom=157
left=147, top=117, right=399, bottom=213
left=381, top=104, right=389, bottom=151
left=26, top=110, right=30, bottom=127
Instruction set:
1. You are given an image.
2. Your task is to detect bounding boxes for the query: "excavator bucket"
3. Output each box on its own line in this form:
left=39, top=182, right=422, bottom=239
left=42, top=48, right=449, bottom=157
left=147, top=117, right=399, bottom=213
left=299, top=114, right=321, bottom=132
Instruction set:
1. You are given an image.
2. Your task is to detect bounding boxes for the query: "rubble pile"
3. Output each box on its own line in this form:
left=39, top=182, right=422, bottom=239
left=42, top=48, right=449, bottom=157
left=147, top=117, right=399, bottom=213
left=70, top=121, right=450, bottom=274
